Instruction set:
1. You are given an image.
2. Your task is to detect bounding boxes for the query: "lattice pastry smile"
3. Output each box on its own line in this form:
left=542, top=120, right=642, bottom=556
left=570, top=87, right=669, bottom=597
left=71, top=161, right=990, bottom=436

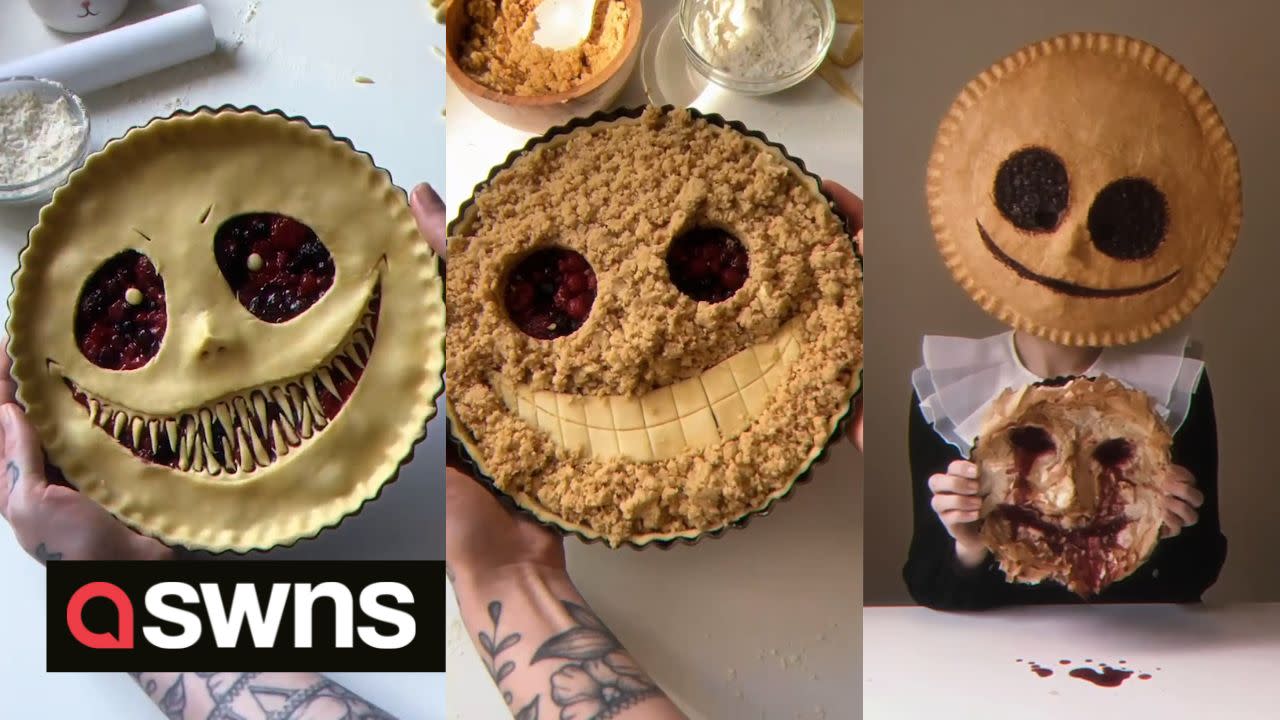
left=491, top=319, right=800, bottom=461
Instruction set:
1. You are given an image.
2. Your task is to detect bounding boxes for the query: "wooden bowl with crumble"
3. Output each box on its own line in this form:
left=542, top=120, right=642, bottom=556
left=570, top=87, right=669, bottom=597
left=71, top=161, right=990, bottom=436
left=445, top=0, right=643, bottom=132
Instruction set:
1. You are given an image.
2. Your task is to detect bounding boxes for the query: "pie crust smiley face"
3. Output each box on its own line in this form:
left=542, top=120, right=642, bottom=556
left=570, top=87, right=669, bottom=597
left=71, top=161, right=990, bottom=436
left=447, top=107, right=863, bottom=547
left=928, top=33, right=1242, bottom=346
left=7, top=108, right=445, bottom=552
left=973, top=375, right=1171, bottom=596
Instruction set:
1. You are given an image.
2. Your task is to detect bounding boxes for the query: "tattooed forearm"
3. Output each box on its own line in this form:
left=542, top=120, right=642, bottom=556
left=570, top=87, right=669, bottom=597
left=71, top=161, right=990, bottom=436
left=535, top=601, right=661, bottom=720
left=129, top=672, right=399, bottom=719
left=480, top=601, right=539, bottom=719
left=477, top=598, right=664, bottom=720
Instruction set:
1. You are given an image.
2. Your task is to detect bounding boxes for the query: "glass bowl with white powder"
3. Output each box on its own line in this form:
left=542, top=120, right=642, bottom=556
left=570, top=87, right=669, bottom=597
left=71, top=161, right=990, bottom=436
left=0, top=76, right=91, bottom=206
left=680, top=0, right=835, bottom=95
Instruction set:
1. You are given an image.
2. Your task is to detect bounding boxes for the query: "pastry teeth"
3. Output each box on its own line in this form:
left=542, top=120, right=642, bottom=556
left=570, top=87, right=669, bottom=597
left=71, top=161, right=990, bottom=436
left=68, top=292, right=378, bottom=476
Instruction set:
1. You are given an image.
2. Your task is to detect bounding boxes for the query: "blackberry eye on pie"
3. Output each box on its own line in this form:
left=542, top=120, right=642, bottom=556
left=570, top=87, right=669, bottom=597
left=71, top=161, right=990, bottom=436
left=447, top=106, right=863, bottom=547
left=7, top=108, right=445, bottom=552
left=973, top=376, right=1171, bottom=596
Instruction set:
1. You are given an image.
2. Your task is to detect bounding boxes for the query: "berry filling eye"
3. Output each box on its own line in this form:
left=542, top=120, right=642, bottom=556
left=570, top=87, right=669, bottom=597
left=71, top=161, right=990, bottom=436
left=75, top=250, right=167, bottom=371
left=1093, top=438, right=1133, bottom=467
left=503, top=248, right=597, bottom=340
left=1008, top=425, right=1056, bottom=501
left=214, top=213, right=335, bottom=323
left=666, top=227, right=749, bottom=303
left=994, top=147, right=1070, bottom=232
left=1087, top=178, right=1168, bottom=260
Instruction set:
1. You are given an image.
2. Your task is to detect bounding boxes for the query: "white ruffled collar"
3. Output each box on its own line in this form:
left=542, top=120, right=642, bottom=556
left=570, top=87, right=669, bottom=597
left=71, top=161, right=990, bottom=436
left=912, top=330, right=1204, bottom=456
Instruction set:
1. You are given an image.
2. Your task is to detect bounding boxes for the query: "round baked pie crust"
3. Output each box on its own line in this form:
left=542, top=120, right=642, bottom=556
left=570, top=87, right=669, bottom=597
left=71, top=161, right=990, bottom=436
left=447, top=106, right=863, bottom=548
left=973, top=375, right=1171, bottom=594
left=7, top=107, right=445, bottom=552
left=927, top=32, right=1242, bottom=347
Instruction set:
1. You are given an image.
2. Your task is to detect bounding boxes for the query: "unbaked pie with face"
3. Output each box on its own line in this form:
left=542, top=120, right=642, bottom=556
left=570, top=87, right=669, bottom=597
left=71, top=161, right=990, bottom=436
left=7, top=107, right=445, bottom=551
left=447, top=106, right=863, bottom=546
left=974, top=376, right=1171, bottom=596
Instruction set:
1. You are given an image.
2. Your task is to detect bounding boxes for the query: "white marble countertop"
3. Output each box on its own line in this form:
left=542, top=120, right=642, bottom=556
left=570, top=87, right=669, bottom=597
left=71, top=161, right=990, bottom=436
left=864, top=604, right=1280, bottom=720
left=443, top=2, right=864, bottom=717
left=0, top=0, right=446, bottom=717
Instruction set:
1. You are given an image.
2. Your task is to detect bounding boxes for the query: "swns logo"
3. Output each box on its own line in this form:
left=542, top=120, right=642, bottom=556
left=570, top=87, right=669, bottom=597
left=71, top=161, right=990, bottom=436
left=48, top=561, right=442, bottom=671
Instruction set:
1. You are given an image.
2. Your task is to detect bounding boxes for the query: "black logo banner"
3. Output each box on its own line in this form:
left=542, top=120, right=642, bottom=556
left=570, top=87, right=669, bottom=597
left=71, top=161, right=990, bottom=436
left=46, top=561, right=443, bottom=671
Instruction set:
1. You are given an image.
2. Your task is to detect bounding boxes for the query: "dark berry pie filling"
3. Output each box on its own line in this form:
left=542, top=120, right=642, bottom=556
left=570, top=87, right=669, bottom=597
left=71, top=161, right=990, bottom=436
left=667, top=227, right=749, bottom=303
left=503, top=247, right=597, bottom=340
left=215, top=213, right=336, bottom=323
left=75, top=250, right=167, bottom=371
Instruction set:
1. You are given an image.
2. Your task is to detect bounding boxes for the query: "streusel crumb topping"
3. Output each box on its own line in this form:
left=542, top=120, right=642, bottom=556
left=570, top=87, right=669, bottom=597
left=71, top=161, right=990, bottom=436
left=448, top=107, right=862, bottom=544
left=459, top=0, right=630, bottom=96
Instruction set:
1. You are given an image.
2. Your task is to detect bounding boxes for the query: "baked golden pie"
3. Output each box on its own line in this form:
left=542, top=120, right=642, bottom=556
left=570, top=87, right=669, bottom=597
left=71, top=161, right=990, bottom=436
left=927, top=32, right=1241, bottom=347
left=447, top=106, right=862, bottom=546
left=7, top=107, right=445, bottom=552
left=974, top=375, right=1170, bottom=596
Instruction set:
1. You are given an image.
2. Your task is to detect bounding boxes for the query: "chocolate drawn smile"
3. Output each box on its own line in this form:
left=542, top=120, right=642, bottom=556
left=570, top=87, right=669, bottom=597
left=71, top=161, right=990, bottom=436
left=976, top=220, right=1179, bottom=298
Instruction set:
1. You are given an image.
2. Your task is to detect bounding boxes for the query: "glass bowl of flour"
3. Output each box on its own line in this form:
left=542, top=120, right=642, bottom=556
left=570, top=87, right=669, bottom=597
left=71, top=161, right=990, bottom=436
left=0, top=77, right=91, bottom=206
left=680, top=0, right=835, bottom=94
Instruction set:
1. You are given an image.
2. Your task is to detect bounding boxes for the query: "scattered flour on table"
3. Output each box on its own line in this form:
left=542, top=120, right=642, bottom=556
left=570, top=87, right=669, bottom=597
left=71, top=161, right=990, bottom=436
left=0, top=91, right=84, bottom=186
left=686, top=0, right=823, bottom=80
left=243, top=0, right=261, bottom=23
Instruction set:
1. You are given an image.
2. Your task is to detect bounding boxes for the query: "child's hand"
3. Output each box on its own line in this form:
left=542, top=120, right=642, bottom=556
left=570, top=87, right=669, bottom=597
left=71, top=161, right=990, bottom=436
left=1160, top=464, right=1204, bottom=538
left=928, top=460, right=988, bottom=566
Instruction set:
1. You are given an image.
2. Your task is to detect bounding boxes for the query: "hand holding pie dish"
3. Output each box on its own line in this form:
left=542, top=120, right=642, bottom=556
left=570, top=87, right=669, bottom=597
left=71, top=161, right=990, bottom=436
left=447, top=106, right=863, bottom=547
left=973, top=375, right=1172, bottom=596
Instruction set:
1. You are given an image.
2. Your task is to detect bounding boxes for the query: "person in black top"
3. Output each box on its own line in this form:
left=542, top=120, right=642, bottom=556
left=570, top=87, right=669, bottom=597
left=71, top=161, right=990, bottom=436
left=903, top=341, right=1227, bottom=611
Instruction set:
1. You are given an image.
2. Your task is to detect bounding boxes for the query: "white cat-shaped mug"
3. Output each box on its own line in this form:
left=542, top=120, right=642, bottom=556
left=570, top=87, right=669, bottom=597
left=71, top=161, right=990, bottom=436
left=28, top=0, right=129, bottom=33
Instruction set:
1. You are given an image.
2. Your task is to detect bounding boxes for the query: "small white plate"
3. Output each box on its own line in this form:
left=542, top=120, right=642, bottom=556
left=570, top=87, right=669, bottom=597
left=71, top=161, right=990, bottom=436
left=640, top=6, right=708, bottom=108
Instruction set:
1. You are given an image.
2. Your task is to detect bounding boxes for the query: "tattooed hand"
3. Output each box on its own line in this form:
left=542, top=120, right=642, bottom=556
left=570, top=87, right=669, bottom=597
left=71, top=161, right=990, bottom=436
left=0, top=345, right=173, bottom=563
left=446, top=438, right=685, bottom=719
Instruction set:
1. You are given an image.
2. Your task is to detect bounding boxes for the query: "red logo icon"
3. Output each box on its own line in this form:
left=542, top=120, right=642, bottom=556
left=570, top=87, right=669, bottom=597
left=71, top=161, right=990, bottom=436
left=67, top=582, right=134, bottom=649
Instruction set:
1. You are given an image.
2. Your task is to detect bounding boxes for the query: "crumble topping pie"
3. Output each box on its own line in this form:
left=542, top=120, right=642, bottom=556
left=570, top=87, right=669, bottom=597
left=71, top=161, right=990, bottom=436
left=448, top=107, right=862, bottom=545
